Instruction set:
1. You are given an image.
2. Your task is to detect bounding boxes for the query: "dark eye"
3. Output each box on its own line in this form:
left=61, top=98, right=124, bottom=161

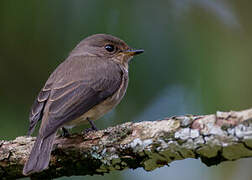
left=105, top=44, right=115, bottom=52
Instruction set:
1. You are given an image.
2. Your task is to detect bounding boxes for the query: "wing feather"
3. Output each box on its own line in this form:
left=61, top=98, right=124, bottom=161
left=28, top=88, right=51, bottom=135
left=38, top=58, right=123, bottom=138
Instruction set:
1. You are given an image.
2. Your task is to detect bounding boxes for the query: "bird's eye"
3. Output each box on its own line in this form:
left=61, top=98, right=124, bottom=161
left=105, top=44, right=115, bottom=52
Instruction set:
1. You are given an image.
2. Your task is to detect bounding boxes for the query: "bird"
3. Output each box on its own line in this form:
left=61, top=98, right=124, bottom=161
left=22, top=34, right=144, bottom=175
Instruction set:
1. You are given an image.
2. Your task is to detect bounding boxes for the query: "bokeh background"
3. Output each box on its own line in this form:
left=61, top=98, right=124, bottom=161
left=1, top=0, right=252, bottom=179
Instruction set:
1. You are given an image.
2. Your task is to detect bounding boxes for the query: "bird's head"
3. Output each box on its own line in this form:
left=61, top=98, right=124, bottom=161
left=70, top=34, right=144, bottom=67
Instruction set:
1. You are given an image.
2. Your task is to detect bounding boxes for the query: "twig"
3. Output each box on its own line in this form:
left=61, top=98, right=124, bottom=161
left=1, top=108, right=252, bottom=179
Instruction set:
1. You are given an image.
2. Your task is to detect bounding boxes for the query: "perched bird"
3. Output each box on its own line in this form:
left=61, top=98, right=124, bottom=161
left=23, top=34, right=144, bottom=175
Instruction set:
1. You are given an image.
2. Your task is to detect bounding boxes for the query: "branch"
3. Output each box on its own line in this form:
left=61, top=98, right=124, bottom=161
left=1, top=109, right=252, bottom=179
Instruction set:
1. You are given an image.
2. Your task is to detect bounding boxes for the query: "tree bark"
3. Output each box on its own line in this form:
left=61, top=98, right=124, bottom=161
left=1, top=108, right=252, bottom=179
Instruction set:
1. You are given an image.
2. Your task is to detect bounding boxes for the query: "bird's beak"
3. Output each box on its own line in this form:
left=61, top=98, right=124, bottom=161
left=122, top=49, right=144, bottom=56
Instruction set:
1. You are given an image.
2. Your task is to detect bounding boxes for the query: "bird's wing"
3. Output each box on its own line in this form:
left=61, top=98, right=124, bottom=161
left=28, top=83, right=52, bottom=135
left=37, top=56, right=123, bottom=138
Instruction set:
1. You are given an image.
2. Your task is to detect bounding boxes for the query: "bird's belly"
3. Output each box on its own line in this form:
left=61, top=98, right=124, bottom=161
left=72, top=99, right=117, bottom=125
left=64, top=87, right=126, bottom=128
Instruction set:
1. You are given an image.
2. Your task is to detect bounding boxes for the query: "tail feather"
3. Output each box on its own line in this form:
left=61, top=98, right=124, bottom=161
left=23, top=132, right=57, bottom=175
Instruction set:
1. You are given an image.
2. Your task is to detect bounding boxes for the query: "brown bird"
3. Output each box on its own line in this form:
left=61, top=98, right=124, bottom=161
left=23, top=34, right=144, bottom=175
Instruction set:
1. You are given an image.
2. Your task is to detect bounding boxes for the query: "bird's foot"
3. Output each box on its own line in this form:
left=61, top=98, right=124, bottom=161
left=82, top=128, right=96, bottom=135
left=60, top=127, right=70, bottom=137
left=82, top=118, right=98, bottom=135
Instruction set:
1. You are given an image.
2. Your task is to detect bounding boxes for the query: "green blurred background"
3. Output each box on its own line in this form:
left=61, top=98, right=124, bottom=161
left=1, top=0, right=252, bottom=179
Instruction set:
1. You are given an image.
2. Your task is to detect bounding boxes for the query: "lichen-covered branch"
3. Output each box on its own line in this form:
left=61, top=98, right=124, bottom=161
left=1, top=109, right=252, bottom=179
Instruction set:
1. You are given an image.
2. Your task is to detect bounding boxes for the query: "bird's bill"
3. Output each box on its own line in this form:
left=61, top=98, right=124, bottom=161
left=122, top=49, right=144, bottom=56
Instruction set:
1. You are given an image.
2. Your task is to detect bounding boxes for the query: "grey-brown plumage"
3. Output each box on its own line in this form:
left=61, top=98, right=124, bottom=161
left=23, top=34, right=143, bottom=175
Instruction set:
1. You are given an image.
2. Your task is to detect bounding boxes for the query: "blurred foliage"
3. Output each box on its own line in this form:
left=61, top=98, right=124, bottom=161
left=0, top=0, right=252, bottom=180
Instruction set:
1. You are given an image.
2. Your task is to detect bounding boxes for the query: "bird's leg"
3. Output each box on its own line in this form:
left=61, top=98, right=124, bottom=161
left=60, top=127, right=70, bottom=137
left=82, top=118, right=98, bottom=134
left=87, top=118, right=98, bottom=131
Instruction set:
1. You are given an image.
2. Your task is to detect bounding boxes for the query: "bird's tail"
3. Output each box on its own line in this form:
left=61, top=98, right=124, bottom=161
left=23, top=132, right=57, bottom=175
